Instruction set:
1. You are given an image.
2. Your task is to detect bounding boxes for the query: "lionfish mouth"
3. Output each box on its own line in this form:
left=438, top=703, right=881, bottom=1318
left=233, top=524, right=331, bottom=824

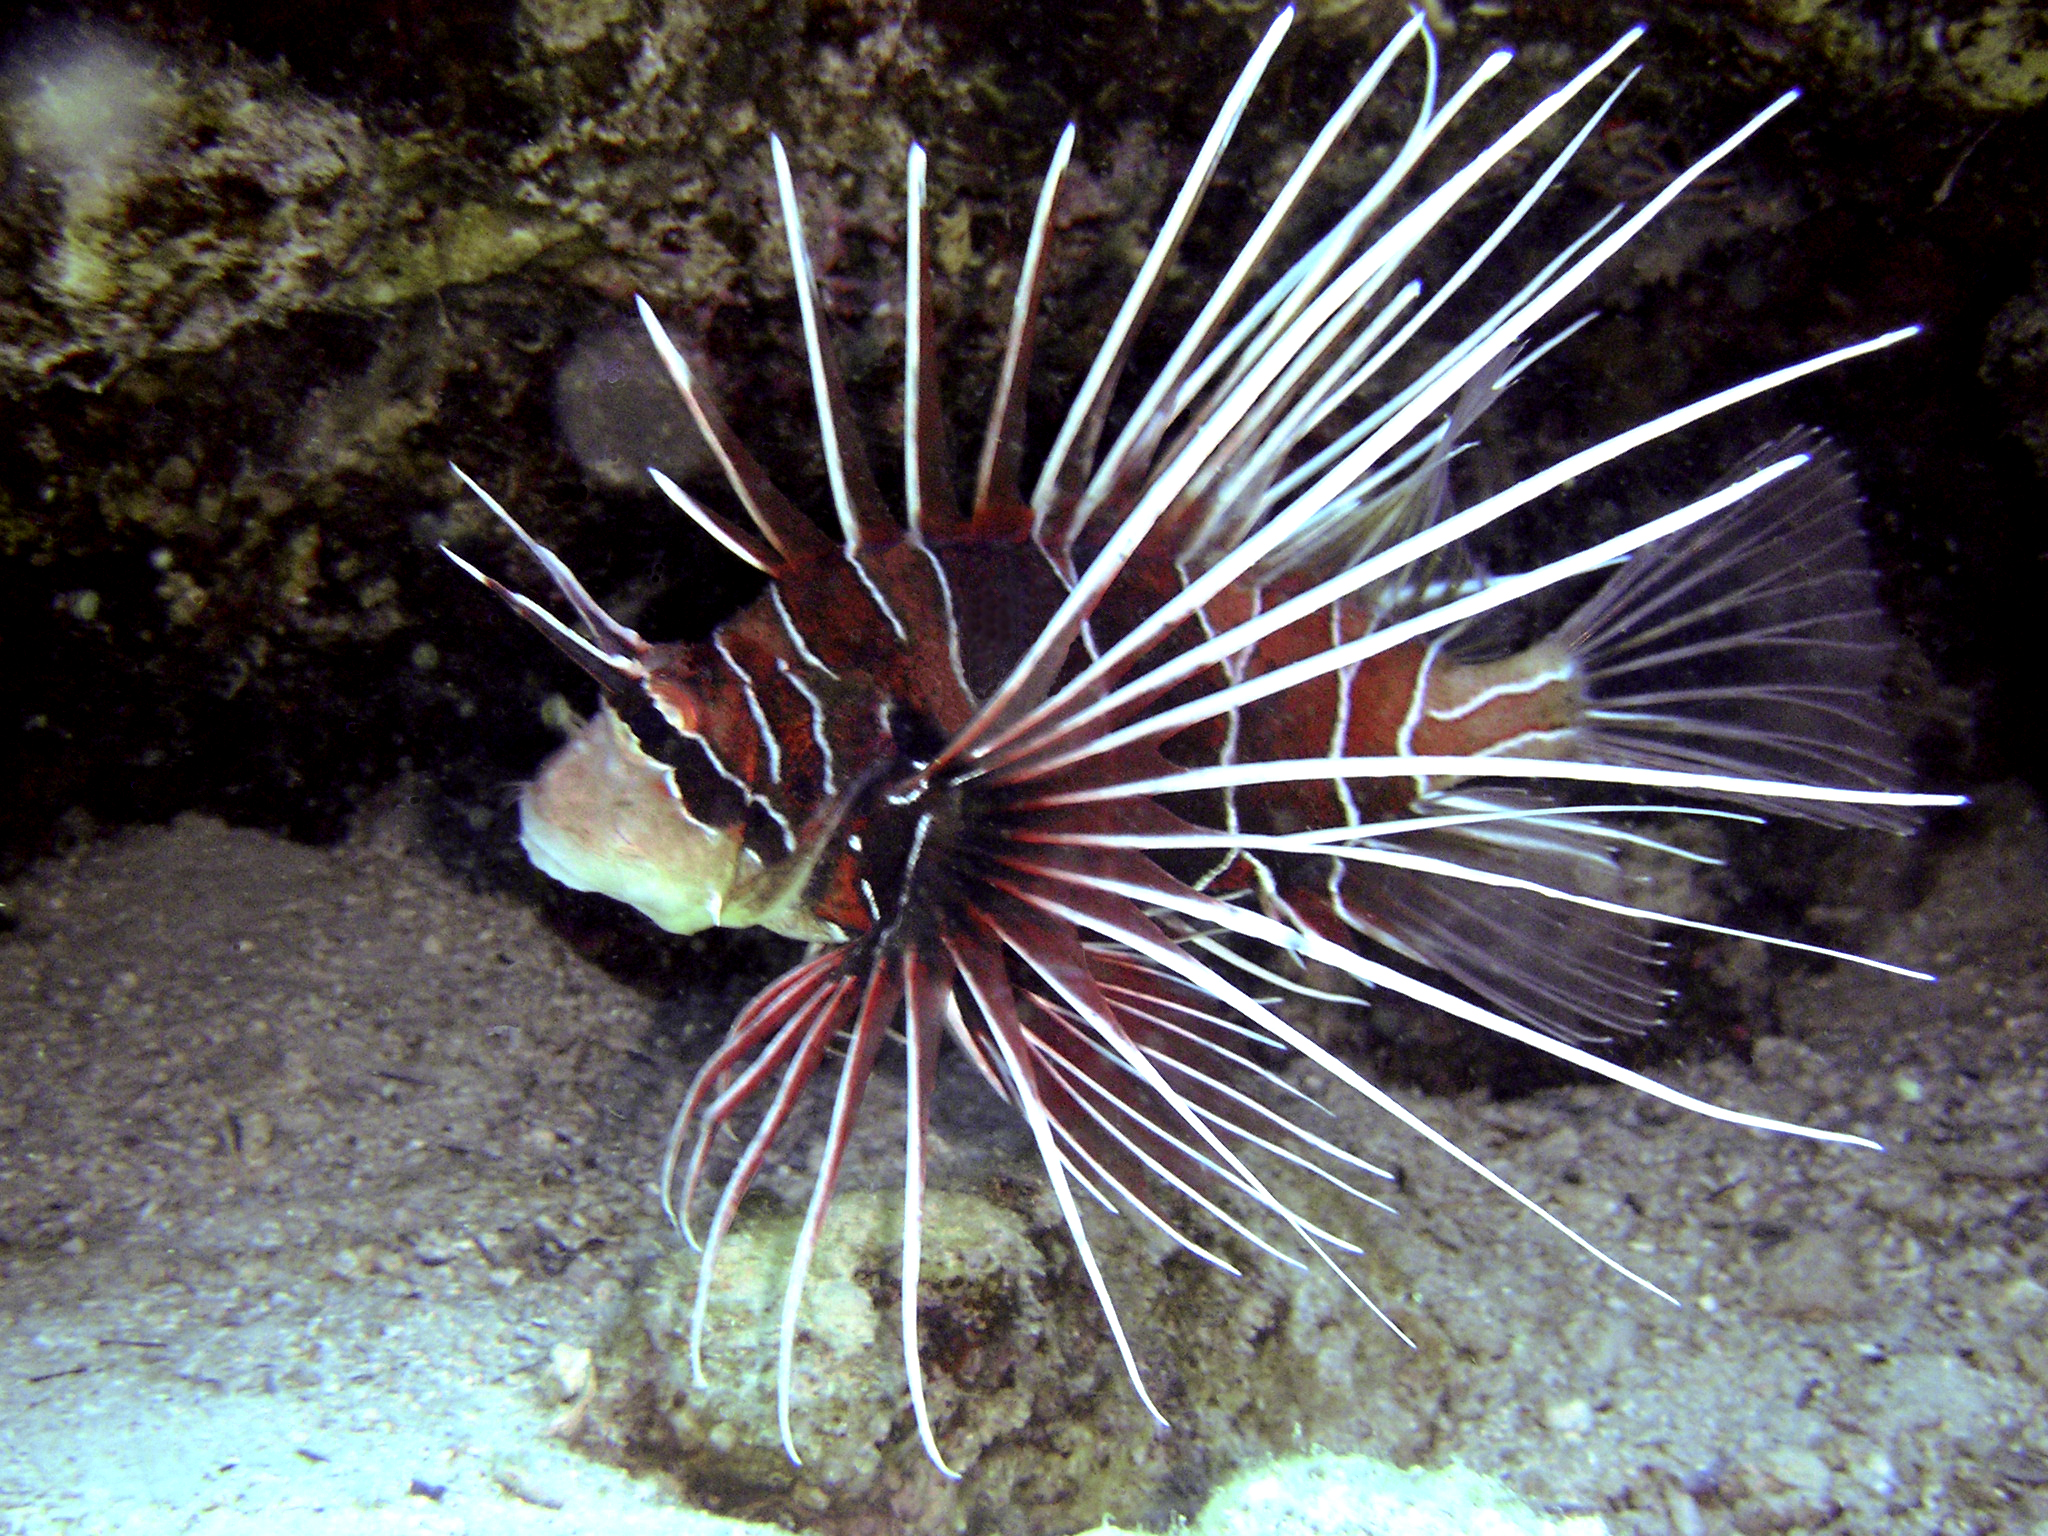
left=446, top=8, right=1960, bottom=1477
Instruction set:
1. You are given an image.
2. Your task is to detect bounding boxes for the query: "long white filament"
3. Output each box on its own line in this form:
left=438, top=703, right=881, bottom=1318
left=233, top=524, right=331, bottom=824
left=1030, top=7, right=1299, bottom=528
left=1068, top=12, right=1432, bottom=540
left=1025, top=753, right=1963, bottom=815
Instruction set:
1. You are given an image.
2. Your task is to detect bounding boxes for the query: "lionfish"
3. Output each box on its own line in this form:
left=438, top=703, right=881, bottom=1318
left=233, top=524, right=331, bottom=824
left=446, top=11, right=1957, bottom=1474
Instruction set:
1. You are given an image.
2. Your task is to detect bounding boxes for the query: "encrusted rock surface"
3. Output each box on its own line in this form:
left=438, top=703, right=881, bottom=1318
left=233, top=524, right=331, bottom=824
left=0, top=0, right=2040, bottom=870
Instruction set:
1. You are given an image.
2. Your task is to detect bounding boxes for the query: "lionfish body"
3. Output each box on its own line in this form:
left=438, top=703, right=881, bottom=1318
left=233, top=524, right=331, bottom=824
left=449, top=11, right=1957, bottom=1472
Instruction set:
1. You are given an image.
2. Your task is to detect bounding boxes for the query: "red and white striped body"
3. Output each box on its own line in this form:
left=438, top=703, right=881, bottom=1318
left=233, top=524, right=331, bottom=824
left=518, top=522, right=1588, bottom=951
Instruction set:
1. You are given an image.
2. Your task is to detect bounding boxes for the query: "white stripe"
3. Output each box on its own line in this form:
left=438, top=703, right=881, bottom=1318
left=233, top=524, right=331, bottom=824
left=917, top=542, right=975, bottom=703
left=609, top=726, right=725, bottom=839
left=1075, top=13, right=1431, bottom=534
left=904, top=142, right=931, bottom=529
left=447, top=464, right=647, bottom=655
left=1426, top=660, right=1575, bottom=723
left=1330, top=603, right=1363, bottom=825
left=1465, top=727, right=1577, bottom=758
left=634, top=295, right=810, bottom=562
left=992, top=32, right=1651, bottom=750
left=1248, top=68, right=1636, bottom=516
left=1310, top=840, right=1936, bottom=983
left=1033, top=864, right=1886, bottom=1201
left=975, top=100, right=1916, bottom=779
left=751, top=794, right=796, bottom=849
left=769, top=586, right=837, bottom=678
left=1134, top=1049, right=1397, bottom=1203
left=948, top=21, right=1615, bottom=767
left=1026, top=1064, right=1269, bottom=1269
left=648, top=468, right=774, bottom=573
left=1191, top=586, right=1250, bottom=889
left=850, top=552, right=911, bottom=644
left=714, top=633, right=782, bottom=785
left=992, top=457, right=1815, bottom=782
left=944, top=935, right=1170, bottom=1429
left=1030, top=753, right=1965, bottom=811
left=1394, top=634, right=1446, bottom=755
left=1186, top=936, right=1370, bottom=1009
left=901, top=810, right=936, bottom=889
left=776, top=660, right=837, bottom=796
left=974, top=124, right=1076, bottom=515
left=1046, top=800, right=1753, bottom=851
left=649, top=692, right=753, bottom=802
left=1030, top=7, right=1297, bottom=525
left=772, top=135, right=867, bottom=552
left=1396, top=634, right=1450, bottom=800
left=1006, top=875, right=1688, bottom=1306
left=1031, top=1025, right=1362, bottom=1255
left=991, top=901, right=1370, bottom=1296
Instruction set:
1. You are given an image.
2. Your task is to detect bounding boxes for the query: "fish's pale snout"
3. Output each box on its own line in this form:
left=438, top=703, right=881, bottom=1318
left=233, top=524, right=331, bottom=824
left=518, top=705, right=742, bottom=935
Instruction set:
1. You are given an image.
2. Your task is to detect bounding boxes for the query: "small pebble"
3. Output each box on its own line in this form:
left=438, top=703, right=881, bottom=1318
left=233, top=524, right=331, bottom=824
left=1542, top=1397, right=1594, bottom=1436
left=549, top=1343, right=592, bottom=1401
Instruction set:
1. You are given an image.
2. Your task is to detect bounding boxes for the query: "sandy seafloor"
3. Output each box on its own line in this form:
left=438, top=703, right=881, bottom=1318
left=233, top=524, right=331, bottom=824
left=1, top=781, right=2044, bottom=1536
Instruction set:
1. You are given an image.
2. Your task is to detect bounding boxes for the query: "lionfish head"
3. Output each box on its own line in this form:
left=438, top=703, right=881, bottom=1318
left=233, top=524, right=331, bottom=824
left=441, top=519, right=872, bottom=944
left=438, top=478, right=814, bottom=940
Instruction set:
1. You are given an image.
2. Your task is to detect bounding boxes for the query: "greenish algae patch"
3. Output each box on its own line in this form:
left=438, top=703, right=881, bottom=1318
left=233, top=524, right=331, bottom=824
left=1941, top=3, right=2048, bottom=111
left=338, top=200, right=583, bottom=309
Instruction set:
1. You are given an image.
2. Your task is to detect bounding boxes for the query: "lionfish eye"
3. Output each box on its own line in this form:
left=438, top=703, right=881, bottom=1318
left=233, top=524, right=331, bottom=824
left=885, top=701, right=947, bottom=765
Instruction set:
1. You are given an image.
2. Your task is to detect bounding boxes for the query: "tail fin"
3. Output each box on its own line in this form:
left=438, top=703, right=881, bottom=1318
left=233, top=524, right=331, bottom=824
left=1254, top=435, right=1923, bottom=1042
left=1559, top=430, right=1919, bottom=831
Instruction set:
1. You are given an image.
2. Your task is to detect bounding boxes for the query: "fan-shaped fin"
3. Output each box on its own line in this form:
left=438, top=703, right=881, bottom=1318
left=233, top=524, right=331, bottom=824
left=1311, top=802, right=1669, bottom=1040
left=1561, top=432, right=1919, bottom=831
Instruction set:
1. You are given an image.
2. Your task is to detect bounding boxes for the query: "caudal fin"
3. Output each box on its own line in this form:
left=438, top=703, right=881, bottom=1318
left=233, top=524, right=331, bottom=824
left=1558, top=430, right=1919, bottom=831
